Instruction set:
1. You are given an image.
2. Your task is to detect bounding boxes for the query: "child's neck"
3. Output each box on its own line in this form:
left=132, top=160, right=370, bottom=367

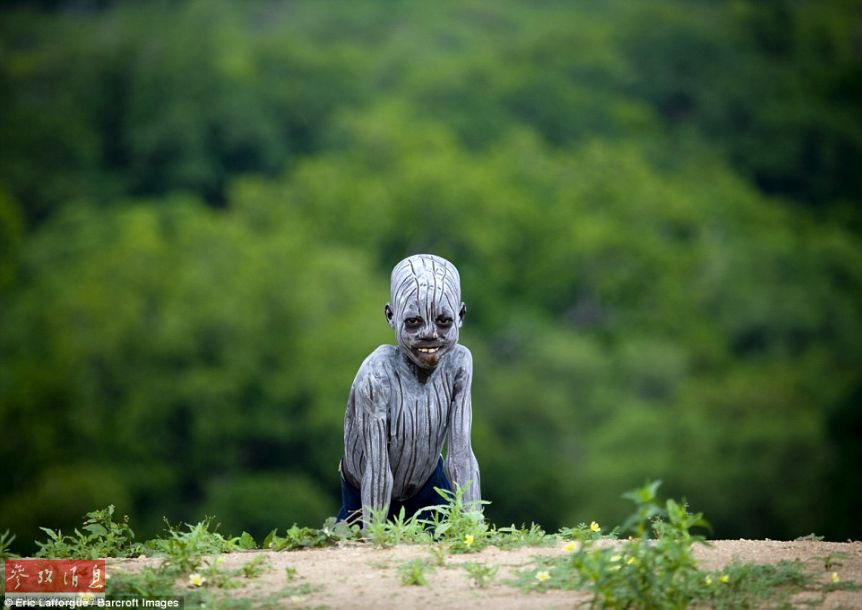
left=399, top=349, right=434, bottom=385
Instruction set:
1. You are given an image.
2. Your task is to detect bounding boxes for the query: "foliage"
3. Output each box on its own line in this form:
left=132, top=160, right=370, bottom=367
left=262, top=517, right=360, bottom=551
left=1, top=0, right=861, bottom=553
left=0, top=529, right=19, bottom=560
left=487, top=523, right=553, bottom=551
left=514, top=481, right=851, bottom=609
left=365, top=507, right=431, bottom=548
left=397, top=559, right=433, bottom=587
left=144, top=517, right=252, bottom=573
left=420, top=484, right=491, bottom=553
left=35, top=505, right=141, bottom=559
left=463, top=561, right=499, bottom=588
left=27, top=488, right=857, bottom=608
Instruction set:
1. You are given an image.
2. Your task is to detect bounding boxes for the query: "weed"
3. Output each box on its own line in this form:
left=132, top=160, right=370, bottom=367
left=489, top=522, right=553, bottom=550
left=0, top=530, right=19, bottom=559
left=427, top=543, right=449, bottom=567
left=145, top=516, right=242, bottom=573
left=366, top=506, right=430, bottom=547
left=796, top=533, right=826, bottom=541
left=420, top=483, right=490, bottom=552
left=696, top=560, right=814, bottom=609
left=25, top=483, right=860, bottom=609
left=463, top=561, right=498, bottom=588
left=240, top=555, right=271, bottom=579
left=35, top=505, right=141, bottom=559
left=513, top=480, right=856, bottom=609
left=398, top=559, right=433, bottom=586
left=106, top=566, right=178, bottom=598
left=263, top=516, right=360, bottom=551
left=816, top=551, right=848, bottom=571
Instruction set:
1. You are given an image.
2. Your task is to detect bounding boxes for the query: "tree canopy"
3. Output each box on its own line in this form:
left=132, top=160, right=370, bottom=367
left=1, top=0, right=860, bottom=550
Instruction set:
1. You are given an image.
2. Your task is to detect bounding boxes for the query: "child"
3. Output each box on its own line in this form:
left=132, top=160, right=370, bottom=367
left=337, top=254, right=481, bottom=527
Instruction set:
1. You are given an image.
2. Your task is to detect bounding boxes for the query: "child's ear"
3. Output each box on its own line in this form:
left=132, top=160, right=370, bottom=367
left=385, top=304, right=396, bottom=328
left=458, top=303, right=467, bottom=328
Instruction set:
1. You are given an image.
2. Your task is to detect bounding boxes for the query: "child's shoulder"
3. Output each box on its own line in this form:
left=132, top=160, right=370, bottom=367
left=350, top=346, right=396, bottom=402
left=363, top=344, right=399, bottom=365
left=447, top=344, right=473, bottom=368
left=354, top=345, right=399, bottom=377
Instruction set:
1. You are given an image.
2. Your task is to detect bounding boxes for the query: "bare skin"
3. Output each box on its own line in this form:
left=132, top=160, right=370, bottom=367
left=342, top=254, right=481, bottom=527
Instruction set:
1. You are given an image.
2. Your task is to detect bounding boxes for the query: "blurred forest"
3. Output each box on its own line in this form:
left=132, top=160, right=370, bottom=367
left=1, top=0, right=861, bottom=552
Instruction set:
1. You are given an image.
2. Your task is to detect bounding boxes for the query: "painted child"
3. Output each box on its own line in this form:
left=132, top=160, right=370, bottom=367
left=337, top=254, right=481, bottom=527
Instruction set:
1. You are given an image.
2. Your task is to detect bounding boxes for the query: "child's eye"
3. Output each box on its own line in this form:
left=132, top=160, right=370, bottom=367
left=436, top=317, right=453, bottom=326
left=404, top=317, right=423, bottom=327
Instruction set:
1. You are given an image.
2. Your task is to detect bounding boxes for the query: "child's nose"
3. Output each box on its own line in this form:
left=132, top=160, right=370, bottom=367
left=419, top=325, right=438, bottom=340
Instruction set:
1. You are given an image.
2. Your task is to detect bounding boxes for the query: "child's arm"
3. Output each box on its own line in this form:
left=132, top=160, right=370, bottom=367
left=353, top=365, right=393, bottom=528
left=445, top=346, right=481, bottom=508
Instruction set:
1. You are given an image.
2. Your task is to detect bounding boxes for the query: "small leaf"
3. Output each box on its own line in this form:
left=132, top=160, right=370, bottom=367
left=84, top=524, right=108, bottom=537
left=238, top=531, right=257, bottom=550
left=262, top=528, right=278, bottom=549
left=40, top=527, right=61, bottom=541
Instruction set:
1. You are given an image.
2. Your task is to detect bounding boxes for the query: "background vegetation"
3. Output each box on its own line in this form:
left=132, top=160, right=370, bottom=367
left=1, top=0, right=860, bottom=552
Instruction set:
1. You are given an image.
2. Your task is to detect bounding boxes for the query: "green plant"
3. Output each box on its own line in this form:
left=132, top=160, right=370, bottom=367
left=106, top=566, right=179, bottom=598
left=240, top=555, right=271, bottom=579
left=420, top=483, right=490, bottom=552
left=817, top=551, right=848, bottom=571
left=513, top=481, right=856, bottom=609
left=35, top=505, right=142, bottom=559
left=0, top=530, right=19, bottom=559
left=695, top=560, right=814, bottom=609
left=463, top=561, right=498, bottom=588
left=263, top=517, right=360, bottom=551
left=398, top=559, right=433, bottom=586
left=426, top=544, right=449, bottom=567
left=144, top=517, right=244, bottom=573
left=488, top=522, right=554, bottom=550
left=795, top=533, right=826, bottom=541
left=514, top=481, right=711, bottom=606
left=365, top=506, right=430, bottom=547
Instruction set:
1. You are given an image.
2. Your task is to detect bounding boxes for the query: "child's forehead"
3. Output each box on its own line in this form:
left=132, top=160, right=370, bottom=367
left=398, top=293, right=455, bottom=315
left=391, top=273, right=460, bottom=314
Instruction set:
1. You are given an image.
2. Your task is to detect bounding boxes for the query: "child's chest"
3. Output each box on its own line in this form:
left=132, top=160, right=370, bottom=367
left=387, top=370, right=454, bottom=451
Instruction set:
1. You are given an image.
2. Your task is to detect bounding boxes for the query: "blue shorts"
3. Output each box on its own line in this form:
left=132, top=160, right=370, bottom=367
left=336, top=456, right=453, bottom=523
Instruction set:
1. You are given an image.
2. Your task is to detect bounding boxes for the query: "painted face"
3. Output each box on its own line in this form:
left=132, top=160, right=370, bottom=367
left=386, top=254, right=466, bottom=370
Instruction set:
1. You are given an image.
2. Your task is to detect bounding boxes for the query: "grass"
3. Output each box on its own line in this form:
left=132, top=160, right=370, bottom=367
left=398, top=558, right=434, bottom=586
left=510, top=481, right=858, bottom=609
left=11, top=481, right=857, bottom=609
left=463, top=561, right=499, bottom=588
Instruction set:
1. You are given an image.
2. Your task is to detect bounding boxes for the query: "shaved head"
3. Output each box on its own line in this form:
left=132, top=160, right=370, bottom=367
left=385, top=254, right=466, bottom=370
left=389, top=254, right=461, bottom=322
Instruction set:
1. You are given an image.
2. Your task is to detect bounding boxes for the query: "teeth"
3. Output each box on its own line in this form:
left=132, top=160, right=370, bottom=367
left=417, top=348, right=439, bottom=353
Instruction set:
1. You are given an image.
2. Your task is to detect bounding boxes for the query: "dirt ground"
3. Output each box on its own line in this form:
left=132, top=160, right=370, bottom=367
left=107, top=539, right=862, bottom=609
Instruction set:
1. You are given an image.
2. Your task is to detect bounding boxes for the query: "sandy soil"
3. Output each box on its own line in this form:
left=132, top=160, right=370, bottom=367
left=107, top=539, right=862, bottom=609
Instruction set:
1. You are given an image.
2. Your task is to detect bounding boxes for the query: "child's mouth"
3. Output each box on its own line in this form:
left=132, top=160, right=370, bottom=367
left=417, top=347, right=440, bottom=354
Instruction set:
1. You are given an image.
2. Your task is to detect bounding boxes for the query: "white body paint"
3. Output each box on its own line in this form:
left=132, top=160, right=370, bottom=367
left=341, top=254, right=481, bottom=527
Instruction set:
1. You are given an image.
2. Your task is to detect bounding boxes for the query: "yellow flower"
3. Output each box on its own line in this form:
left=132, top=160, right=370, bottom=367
left=590, top=521, right=601, bottom=533
left=464, top=534, right=474, bottom=547
left=831, top=572, right=840, bottom=583
left=535, top=570, right=551, bottom=582
left=188, top=573, right=206, bottom=587
left=563, top=542, right=578, bottom=553
left=704, top=575, right=713, bottom=586
left=626, top=556, right=638, bottom=565
left=610, top=554, right=622, bottom=562
left=719, top=574, right=730, bottom=584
